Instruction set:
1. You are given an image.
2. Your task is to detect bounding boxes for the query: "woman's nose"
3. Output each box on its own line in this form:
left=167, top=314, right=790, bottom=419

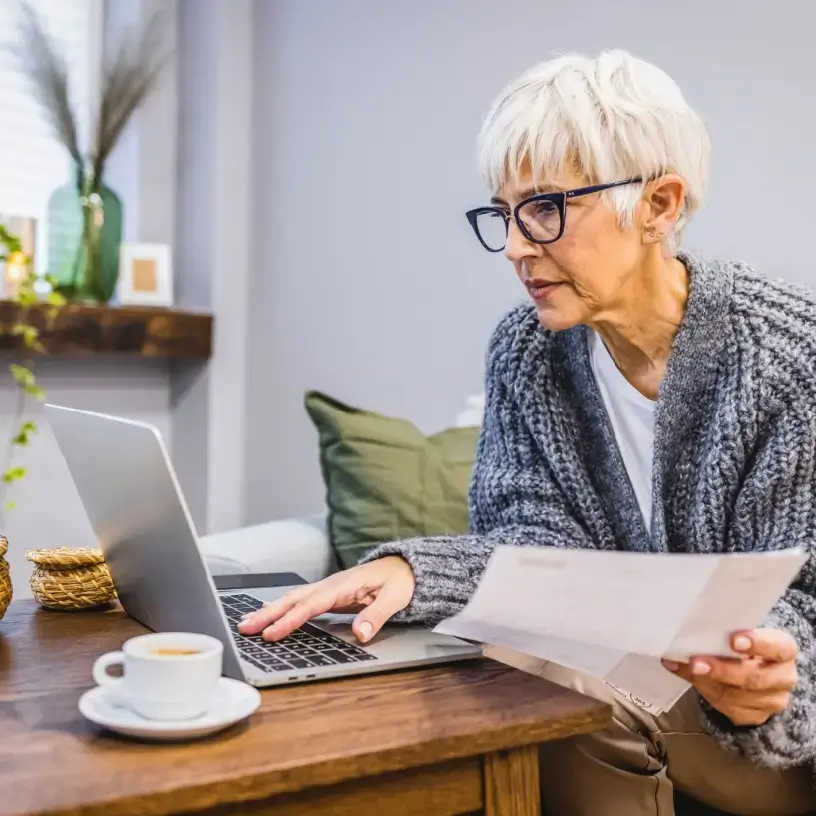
left=504, top=219, right=536, bottom=263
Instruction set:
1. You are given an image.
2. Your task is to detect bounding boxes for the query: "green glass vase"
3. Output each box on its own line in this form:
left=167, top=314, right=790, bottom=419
left=46, top=164, right=123, bottom=303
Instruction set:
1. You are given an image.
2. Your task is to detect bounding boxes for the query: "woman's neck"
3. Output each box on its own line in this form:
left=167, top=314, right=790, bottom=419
left=588, top=255, right=689, bottom=400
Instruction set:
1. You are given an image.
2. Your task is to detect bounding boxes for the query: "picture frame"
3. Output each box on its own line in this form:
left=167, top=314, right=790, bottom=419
left=116, top=243, right=173, bottom=307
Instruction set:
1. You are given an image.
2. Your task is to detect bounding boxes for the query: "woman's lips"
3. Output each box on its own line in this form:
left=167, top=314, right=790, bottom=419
left=525, top=280, right=562, bottom=302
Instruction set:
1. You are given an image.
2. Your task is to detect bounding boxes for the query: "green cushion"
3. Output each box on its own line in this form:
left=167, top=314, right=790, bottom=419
left=305, top=391, right=480, bottom=568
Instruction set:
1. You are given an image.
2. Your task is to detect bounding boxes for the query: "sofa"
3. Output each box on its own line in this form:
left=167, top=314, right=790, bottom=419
left=198, top=394, right=485, bottom=580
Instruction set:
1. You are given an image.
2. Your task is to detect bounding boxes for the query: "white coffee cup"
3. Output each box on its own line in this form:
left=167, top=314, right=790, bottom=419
left=93, top=632, right=223, bottom=721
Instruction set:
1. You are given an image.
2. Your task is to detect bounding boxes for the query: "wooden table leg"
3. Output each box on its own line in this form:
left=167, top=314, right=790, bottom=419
left=483, top=744, right=540, bottom=816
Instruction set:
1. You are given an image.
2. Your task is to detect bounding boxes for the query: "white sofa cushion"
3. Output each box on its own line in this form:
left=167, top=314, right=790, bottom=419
left=199, top=514, right=337, bottom=583
left=455, top=393, right=485, bottom=427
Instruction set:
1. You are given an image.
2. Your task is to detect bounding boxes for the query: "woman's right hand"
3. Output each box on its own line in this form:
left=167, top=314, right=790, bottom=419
left=237, top=556, right=416, bottom=643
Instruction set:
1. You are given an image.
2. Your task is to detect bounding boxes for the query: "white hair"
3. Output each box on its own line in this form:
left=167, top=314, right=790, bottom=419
left=477, top=50, right=710, bottom=252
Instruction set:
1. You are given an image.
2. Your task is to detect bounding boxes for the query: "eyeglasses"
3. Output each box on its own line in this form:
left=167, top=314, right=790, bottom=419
left=465, top=177, right=643, bottom=252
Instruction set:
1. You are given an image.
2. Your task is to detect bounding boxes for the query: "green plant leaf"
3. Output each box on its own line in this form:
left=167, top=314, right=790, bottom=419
left=23, top=384, right=45, bottom=401
left=23, top=331, right=40, bottom=348
left=0, top=229, right=21, bottom=253
left=9, top=364, right=35, bottom=387
left=46, top=291, right=66, bottom=307
left=2, top=467, right=26, bottom=484
left=11, top=420, right=38, bottom=447
left=17, top=289, right=37, bottom=307
left=11, top=324, right=40, bottom=348
left=12, top=421, right=38, bottom=447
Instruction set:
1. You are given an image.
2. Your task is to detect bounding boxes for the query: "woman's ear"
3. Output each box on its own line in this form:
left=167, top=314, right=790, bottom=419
left=642, top=174, right=685, bottom=244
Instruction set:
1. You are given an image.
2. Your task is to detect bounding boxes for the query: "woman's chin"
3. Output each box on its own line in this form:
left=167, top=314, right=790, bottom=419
left=535, top=304, right=581, bottom=333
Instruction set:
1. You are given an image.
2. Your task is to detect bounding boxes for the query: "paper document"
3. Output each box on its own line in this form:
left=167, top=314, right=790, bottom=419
left=433, top=546, right=807, bottom=713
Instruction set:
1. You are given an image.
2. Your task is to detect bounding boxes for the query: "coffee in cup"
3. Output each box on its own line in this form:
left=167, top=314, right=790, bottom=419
left=93, top=632, right=223, bottom=721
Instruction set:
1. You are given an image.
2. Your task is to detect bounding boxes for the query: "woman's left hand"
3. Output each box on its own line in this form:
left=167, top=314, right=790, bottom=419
left=662, top=629, right=798, bottom=726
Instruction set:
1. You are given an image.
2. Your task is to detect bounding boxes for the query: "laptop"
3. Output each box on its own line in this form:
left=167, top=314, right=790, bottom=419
left=45, top=404, right=481, bottom=687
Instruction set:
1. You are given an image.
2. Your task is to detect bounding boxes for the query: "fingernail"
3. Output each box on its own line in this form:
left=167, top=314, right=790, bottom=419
left=733, top=635, right=751, bottom=652
left=358, top=621, right=373, bottom=641
left=240, top=612, right=253, bottom=620
left=692, top=661, right=711, bottom=676
left=662, top=660, right=680, bottom=672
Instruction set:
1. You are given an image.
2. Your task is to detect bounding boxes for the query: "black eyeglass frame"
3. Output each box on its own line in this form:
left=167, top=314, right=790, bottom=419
left=465, top=177, right=644, bottom=252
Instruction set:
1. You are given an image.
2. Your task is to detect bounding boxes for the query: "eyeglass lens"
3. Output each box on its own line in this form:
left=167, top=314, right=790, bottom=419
left=474, top=199, right=563, bottom=250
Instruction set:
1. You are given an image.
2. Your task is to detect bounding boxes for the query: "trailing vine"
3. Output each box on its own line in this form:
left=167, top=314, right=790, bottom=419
left=0, top=224, right=64, bottom=513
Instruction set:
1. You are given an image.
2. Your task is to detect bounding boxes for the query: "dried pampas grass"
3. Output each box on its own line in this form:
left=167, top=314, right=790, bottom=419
left=12, top=0, right=171, bottom=184
left=12, top=1, right=82, bottom=165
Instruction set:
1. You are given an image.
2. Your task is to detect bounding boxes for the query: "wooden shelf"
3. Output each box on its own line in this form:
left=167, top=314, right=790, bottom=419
left=0, top=301, right=213, bottom=361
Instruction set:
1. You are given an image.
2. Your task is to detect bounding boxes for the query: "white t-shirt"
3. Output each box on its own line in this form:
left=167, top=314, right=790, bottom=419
left=588, top=330, right=656, bottom=530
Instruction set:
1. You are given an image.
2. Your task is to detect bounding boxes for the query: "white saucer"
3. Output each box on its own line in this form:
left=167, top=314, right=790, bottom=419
left=78, top=677, right=261, bottom=741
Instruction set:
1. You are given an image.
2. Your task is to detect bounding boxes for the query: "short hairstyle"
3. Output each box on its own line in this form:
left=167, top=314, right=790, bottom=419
left=477, top=50, right=710, bottom=252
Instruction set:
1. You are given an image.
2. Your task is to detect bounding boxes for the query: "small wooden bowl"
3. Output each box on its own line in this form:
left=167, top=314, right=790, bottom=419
left=25, top=547, right=116, bottom=610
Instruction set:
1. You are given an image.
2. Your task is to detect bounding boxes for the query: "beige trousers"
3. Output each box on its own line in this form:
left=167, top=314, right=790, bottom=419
left=487, top=647, right=816, bottom=816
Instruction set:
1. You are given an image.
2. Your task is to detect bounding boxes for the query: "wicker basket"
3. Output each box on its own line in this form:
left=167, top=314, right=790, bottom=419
left=26, top=547, right=116, bottom=610
left=0, top=536, right=11, bottom=620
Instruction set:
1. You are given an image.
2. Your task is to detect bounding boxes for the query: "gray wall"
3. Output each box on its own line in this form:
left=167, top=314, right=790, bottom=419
left=173, top=0, right=255, bottom=536
left=244, top=0, right=816, bottom=523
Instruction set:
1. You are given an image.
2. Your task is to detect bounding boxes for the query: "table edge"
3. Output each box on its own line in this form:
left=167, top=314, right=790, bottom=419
left=22, top=700, right=610, bottom=816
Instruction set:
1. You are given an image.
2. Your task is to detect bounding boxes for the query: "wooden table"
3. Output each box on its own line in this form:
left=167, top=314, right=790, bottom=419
left=0, top=600, right=610, bottom=816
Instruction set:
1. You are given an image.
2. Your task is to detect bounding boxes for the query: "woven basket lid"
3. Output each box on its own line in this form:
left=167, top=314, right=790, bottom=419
left=25, top=547, right=105, bottom=570
left=0, top=536, right=7, bottom=559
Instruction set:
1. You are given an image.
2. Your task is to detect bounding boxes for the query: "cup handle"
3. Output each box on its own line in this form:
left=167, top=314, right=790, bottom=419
left=93, top=651, right=125, bottom=692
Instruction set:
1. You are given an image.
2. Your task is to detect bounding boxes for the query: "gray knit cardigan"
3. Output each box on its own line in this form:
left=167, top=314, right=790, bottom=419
left=362, top=251, right=816, bottom=770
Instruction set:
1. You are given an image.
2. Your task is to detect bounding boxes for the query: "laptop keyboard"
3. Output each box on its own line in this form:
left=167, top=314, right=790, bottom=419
left=220, top=593, right=377, bottom=673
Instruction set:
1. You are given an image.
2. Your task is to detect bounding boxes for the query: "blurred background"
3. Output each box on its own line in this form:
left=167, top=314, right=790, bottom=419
left=0, top=0, right=813, bottom=592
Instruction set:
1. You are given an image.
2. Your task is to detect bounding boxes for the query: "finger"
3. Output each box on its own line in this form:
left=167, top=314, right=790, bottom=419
left=668, top=675, right=791, bottom=717
left=665, top=668, right=793, bottom=719
left=352, top=577, right=412, bottom=643
left=664, top=659, right=738, bottom=689
left=733, top=629, right=798, bottom=663
left=248, top=585, right=375, bottom=624
left=715, top=689, right=792, bottom=714
left=261, top=591, right=339, bottom=641
left=686, top=672, right=792, bottom=709
left=237, top=586, right=312, bottom=634
left=689, top=656, right=798, bottom=692
left=664, top=660, right=695, bottom=684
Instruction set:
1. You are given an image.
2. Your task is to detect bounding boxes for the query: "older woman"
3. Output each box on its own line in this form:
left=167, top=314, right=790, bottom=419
left=241, top=50, right=816, bottom=814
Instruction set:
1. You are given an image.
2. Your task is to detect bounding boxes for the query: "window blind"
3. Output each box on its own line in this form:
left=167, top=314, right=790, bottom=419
left=0, top=0, right=97, bottom=233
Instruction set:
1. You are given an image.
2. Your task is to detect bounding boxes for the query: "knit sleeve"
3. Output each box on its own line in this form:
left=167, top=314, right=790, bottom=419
left=358, top=311, right=597, bottom=626
left=700, top=399, right=816, bottom=769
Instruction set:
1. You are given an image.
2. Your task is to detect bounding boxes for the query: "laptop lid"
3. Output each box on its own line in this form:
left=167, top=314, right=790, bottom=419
left=44, top=404, right=246, bottom=680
